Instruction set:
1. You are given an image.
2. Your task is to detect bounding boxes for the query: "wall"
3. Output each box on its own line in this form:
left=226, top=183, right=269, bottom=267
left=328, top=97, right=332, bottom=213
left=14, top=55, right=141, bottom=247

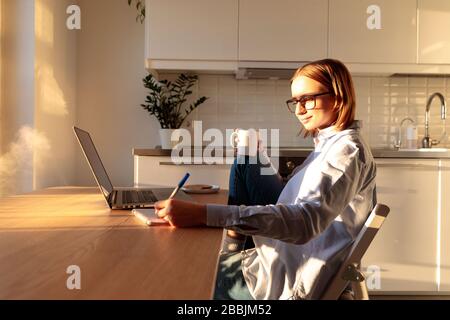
left=160, top=73, right=450, bottom=149
left=34, top=0, right=77, bottom=190
left=0, top=0, right=77, bottom=196
left=0, top=0, right=2, bottom=155
left=0, top=0, right=36, bottom=195
left=75, top=0, right=154, bottom=187
left=353, top=76, right=450, bottom=149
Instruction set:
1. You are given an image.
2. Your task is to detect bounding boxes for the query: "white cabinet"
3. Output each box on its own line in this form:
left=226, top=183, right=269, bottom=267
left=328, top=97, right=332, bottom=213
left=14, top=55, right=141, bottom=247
left=329, top=0, right=417, bottom=64
left=238, top=0, right=328, bottom=62
left=144, top=0, right=450, bottom=74
left=134, top=156, right=232, bottom=189
left=441, top=160, right=450, bottom=291
left=418, top=0, right=450, bottom=64
left=145, top=0, right=238, bottom=62
left=362, top=159, right=440, bottom=293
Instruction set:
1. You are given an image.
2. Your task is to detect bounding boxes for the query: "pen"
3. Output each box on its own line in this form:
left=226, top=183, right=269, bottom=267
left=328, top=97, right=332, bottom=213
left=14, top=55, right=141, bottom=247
left=158, top=173, right=190, bottom=224
left=169, top=173, right=190, bottom=199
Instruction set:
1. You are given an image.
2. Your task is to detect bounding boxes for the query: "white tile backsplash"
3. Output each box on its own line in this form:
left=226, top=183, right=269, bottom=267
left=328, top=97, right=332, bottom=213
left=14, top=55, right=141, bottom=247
left=161, top=73, right=450, bottom=149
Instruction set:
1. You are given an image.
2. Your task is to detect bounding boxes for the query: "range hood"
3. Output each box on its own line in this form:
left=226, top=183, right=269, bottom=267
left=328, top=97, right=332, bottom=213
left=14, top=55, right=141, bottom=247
left=235, top=68, right=297, bottom=80
left=147, top=59, right=450, bottom=79
left=235, top=61, right=305, bottom=80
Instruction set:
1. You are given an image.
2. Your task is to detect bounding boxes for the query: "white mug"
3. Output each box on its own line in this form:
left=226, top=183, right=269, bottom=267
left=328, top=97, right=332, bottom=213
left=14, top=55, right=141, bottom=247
left=230, top=129, right=260, bottom=156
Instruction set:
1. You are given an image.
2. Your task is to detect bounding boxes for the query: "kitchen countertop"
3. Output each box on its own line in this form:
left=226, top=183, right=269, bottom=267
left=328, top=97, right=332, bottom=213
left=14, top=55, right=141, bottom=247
left=133, top=147, right=450, bottom=159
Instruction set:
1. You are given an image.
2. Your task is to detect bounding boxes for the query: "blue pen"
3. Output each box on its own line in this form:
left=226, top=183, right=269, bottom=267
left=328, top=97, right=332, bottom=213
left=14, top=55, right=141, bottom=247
left=169, top=173, right=190, bottom=199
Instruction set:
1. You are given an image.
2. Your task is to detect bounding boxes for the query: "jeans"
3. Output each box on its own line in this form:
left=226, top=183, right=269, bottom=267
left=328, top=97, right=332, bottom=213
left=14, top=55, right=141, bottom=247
left=213, top=156, right=285, bottom=300
left=227, top=155, right=285, bottom=207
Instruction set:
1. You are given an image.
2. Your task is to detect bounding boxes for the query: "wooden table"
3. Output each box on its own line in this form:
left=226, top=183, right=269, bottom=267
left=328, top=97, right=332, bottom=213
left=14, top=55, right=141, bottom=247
left=0, top=187, right=228, bottom=299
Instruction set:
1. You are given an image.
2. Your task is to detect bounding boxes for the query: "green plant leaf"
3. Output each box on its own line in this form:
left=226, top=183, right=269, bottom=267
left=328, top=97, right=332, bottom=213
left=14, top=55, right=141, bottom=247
left=127, top=0, right=145, bottom=24
left=140, top=72, right=208, bottom=129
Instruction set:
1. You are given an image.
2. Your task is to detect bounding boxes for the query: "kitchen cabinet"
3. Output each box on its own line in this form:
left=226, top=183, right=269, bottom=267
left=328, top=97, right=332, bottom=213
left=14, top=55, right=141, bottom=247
left=362, top=159, right=440, bottom=293
left=329, top=0, right=417, bottom=64
left=441, top=160, right=450, bottom=291
left=238, top=0, right=328, bottom=62
left=418, top=0, right=450, bottom=64
left=145, top=0, right=238, bottom=62
left=144, top=0, right=450, bottom=75
left=134, top=155, right=232, bottom=189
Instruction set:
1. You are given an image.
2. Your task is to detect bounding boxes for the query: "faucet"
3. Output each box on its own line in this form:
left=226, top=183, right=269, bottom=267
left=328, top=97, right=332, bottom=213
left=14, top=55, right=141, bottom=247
left=394, top=117, right=415, bottom=150
left=422, top=92, right=447, bottom=148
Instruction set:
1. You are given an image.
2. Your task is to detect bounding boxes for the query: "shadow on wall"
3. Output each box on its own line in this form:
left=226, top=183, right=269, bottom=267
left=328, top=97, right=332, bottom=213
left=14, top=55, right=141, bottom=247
left=0, top=126, right=50, bottom=197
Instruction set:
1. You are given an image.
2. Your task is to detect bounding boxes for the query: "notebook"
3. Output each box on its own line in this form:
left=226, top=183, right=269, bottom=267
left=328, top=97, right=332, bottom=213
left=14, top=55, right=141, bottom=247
left=132, top=208, right=170, bottom=226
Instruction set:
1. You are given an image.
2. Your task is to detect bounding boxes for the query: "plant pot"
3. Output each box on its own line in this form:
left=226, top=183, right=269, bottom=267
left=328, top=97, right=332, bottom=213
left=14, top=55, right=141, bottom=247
left=159, top=129, right=177, bottom=149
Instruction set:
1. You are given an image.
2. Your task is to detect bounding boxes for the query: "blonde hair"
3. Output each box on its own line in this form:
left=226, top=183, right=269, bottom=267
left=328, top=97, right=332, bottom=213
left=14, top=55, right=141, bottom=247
left=291, top=59, right=356, bottom=137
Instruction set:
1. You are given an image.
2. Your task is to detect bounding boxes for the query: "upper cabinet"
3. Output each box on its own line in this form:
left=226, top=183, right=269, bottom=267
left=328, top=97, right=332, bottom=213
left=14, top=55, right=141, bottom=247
left=329, top=0, right=417, bottom=64
left=145, top=0, right=238, bottom=62
left=145, top=0, right=450, bottom=74
left=418, top=0, right=450, bottom=64
left=239, top=0, right=328, bottom=62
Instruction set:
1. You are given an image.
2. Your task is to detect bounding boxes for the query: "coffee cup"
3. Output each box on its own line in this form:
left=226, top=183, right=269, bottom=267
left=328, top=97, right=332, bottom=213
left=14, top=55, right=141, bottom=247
left=230, top=129, right=261, bottom=157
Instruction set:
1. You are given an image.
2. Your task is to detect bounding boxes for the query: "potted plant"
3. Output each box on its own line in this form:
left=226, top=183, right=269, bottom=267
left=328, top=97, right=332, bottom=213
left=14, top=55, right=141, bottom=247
left=127, top=0, right=145, bottom=23
left=141, top=73, right=208, bottom=149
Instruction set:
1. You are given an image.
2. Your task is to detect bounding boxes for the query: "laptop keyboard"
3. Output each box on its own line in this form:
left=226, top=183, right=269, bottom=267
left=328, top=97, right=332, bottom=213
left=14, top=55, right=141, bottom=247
left=123, top=190, right=158, bottom=204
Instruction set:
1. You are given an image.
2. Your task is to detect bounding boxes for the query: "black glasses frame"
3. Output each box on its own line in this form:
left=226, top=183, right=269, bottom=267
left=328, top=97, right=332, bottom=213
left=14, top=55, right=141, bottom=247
left=285, top=92, right=331, bottom=113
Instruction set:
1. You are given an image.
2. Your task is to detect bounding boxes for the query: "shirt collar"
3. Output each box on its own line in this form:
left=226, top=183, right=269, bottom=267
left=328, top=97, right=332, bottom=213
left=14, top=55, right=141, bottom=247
left=313, top=120, right=361, bottom=147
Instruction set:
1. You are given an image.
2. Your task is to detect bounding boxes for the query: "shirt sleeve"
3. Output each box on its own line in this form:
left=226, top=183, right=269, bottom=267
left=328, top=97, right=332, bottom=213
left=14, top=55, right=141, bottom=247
left=206, top=142, right=366, bottom=245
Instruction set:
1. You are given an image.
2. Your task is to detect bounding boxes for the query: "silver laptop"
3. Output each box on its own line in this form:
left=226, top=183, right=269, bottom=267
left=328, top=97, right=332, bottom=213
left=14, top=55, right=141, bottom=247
left=73, top=126, right=192, bottom=209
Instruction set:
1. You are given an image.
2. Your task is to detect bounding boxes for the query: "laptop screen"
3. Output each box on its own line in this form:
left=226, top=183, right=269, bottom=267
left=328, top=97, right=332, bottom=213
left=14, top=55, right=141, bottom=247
left=73, top=127, right=114, bottom=199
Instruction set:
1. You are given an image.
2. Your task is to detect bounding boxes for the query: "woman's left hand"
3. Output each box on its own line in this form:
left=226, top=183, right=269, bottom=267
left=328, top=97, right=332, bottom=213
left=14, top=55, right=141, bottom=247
left=154, top=199, right=207, bottom=227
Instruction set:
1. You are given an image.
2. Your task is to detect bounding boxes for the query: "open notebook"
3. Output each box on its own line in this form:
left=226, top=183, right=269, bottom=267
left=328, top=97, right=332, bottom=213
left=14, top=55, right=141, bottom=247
left=132, top=209, right=170, bottom=226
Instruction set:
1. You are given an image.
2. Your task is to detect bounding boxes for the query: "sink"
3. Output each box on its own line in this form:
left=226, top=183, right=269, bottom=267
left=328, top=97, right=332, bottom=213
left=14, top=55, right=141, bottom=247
left=398, top=148, right=448, bottom=152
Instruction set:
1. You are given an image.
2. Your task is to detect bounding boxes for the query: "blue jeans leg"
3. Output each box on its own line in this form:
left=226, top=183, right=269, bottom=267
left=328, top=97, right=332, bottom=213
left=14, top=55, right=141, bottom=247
left=226, top=156, right=285, bottom=251
left=214, top=157, right=286, bottom=300
left=227, top=156, right=285, bottom=207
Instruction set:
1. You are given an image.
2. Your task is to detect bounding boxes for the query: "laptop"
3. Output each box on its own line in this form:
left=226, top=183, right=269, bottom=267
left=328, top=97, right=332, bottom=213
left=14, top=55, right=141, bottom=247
left=73, top=126, right=192, bottom=209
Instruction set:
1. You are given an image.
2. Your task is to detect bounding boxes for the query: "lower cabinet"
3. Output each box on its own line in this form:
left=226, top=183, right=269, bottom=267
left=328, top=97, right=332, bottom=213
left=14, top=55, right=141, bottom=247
left=441, top=160, right=450, bottom=292
left=134, top=156, right=232, bottom=189
left=362, top=159, right=441, bottom=293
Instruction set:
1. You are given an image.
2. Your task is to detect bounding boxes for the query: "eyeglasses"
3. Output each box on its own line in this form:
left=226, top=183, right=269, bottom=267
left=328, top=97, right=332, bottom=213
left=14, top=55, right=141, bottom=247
left=285, top=92, right=331, bottom=114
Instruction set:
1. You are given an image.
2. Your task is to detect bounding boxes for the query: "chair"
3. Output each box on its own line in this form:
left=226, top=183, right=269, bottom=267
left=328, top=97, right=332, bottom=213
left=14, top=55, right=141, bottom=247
left=321, top=203, right=390, bottom=300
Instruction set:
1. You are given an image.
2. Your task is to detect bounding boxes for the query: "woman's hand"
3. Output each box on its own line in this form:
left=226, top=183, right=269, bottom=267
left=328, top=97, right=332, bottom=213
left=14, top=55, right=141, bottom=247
left=154, top=199, right=207, bottom=228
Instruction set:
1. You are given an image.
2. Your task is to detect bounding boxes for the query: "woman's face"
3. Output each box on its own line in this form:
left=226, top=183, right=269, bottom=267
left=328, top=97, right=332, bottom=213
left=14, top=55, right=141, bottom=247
left=291, top=76, right=337, bottom=131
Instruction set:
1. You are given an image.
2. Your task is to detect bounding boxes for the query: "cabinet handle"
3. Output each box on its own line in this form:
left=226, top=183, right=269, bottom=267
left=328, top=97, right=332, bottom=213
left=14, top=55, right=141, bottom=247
left=159, top=162, right=231, bottom=166
left=375, top=163, right=438, bottom=170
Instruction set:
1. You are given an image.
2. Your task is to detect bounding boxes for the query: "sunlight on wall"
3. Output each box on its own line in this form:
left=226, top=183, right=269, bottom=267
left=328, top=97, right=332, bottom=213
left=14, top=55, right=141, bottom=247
left=36, top=65, right=68, bottom=115
left=0, top=126, right=50, bottom=197
left=35, top=0, right=54, bottom=48
left=421, top=41, right=447, bottom=56
left=35, top=0, right=68, bottom=116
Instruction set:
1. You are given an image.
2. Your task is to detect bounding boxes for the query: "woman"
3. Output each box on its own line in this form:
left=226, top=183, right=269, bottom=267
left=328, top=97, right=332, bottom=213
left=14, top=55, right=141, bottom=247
left=154, top=59, right=377, bottom=300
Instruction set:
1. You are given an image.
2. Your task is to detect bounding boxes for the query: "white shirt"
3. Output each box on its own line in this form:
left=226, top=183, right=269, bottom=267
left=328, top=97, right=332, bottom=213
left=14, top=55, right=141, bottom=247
left=207, top=121, right=377, bottom=299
